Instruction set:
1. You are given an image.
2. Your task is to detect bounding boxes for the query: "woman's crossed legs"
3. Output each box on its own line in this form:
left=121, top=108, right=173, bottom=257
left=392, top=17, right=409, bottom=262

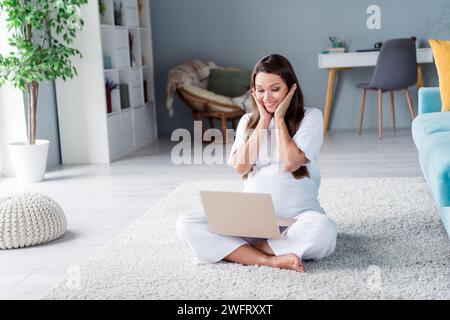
left=176, top=210, right=337, bottom=273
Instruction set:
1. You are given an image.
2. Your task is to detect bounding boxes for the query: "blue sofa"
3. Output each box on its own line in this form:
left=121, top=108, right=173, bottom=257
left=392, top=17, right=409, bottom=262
left=412, top=87, right=450, bottom=238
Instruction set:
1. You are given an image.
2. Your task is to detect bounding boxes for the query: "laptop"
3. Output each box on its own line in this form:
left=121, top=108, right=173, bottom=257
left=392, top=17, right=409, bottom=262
left=199, top=191, right=296, bottom=239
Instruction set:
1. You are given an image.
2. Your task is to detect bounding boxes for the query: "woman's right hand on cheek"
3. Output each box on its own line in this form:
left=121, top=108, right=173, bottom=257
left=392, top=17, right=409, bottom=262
left=251, top=90, right=272, bottom=124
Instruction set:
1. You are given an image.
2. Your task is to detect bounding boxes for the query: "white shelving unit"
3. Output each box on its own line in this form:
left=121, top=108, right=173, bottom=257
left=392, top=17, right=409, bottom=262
left=55, top=0, right=157, bottom=164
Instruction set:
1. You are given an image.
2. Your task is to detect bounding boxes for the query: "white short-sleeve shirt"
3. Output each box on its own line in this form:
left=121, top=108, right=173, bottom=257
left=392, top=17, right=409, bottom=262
left=227, top=107, right=325, bottom=218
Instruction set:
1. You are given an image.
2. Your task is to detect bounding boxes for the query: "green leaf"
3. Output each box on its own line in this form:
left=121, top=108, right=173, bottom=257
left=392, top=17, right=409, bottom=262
left=0, top=0, right=88, bottom=89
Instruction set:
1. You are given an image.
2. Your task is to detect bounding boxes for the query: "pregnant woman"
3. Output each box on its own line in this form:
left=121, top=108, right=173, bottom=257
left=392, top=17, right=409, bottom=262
left=176, top=54, right=337, bottom=272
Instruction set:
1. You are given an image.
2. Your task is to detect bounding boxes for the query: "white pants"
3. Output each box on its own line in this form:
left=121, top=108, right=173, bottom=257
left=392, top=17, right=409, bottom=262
left=176, top=210, right=337, bottom=264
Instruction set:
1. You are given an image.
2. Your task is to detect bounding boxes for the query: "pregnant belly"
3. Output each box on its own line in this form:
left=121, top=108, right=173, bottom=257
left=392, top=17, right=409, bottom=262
left=243, top=167, right=321, bottom=218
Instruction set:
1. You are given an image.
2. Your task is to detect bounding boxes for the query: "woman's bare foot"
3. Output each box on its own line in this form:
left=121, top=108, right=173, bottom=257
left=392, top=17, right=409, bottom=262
left=269, top=254, right=304, bottom=272
left=224, top=244, right=304, bottom=272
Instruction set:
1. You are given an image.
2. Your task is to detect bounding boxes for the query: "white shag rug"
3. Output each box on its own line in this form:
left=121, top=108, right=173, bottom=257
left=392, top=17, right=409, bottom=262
left=44, top=177, right=450, bottom=300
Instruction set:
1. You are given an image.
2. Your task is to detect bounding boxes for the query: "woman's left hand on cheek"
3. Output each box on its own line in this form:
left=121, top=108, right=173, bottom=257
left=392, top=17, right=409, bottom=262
left=274, top=84, right=297, bottom=120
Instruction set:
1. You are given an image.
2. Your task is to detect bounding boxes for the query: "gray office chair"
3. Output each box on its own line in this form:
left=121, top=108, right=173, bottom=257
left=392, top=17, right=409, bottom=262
left=357, top=38, right=417, bottom=140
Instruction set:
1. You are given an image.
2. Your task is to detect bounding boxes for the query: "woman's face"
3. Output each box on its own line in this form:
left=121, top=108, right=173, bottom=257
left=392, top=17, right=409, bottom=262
left=253, top=72, right=289, bottom=114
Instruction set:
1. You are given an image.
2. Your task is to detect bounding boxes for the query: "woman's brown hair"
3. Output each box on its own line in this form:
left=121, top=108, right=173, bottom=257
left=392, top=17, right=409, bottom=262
left=242, top=53, right=309, bottom=180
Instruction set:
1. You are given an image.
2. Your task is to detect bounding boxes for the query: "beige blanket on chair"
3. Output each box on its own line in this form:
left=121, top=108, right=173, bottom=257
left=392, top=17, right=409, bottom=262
left=166, top=60, right=217, bottom=117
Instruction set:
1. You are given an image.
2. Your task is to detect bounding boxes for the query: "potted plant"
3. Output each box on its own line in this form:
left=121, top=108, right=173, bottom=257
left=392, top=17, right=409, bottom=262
left=114, top=1, right=123, bottom=26
left=105, top=78, right=119, bottom=113
left=0, top=0, right=88, bottom=183
left=99, top=0, right=106, bottom=17
left=99, top=0, right=107, bottom=24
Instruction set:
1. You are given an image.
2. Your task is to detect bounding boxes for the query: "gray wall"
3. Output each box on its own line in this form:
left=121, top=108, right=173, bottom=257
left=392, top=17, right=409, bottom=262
left=150, top=0, right=450, bottom=135
left=24, top=81, right=61, bottom=169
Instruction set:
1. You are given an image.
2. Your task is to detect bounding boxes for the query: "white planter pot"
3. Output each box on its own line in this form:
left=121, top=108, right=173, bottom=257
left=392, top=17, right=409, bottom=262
left=8, top=140, right=50, bottom=183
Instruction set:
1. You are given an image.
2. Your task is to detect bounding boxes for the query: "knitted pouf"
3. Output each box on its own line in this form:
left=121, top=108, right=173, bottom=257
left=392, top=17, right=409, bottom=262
left=0, top=193, right=67, bottom=249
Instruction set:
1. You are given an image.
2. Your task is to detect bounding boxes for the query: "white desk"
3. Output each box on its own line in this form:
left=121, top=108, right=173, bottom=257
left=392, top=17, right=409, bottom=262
left=318, top=48, right=434, bottom=134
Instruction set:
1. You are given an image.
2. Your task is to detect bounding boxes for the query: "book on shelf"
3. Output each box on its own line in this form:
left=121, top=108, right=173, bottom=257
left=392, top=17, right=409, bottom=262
left=119, top=84, right=130, bottom=109
left=143, top=80, right=148, bottom=103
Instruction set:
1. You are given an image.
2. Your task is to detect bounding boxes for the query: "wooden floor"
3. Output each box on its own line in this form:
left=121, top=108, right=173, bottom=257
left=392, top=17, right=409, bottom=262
left=0, top=129, right=422, bottom=299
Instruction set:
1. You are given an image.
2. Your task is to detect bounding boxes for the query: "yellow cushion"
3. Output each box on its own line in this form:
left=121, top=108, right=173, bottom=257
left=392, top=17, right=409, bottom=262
left=429, top=39, right=450, bottom=112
